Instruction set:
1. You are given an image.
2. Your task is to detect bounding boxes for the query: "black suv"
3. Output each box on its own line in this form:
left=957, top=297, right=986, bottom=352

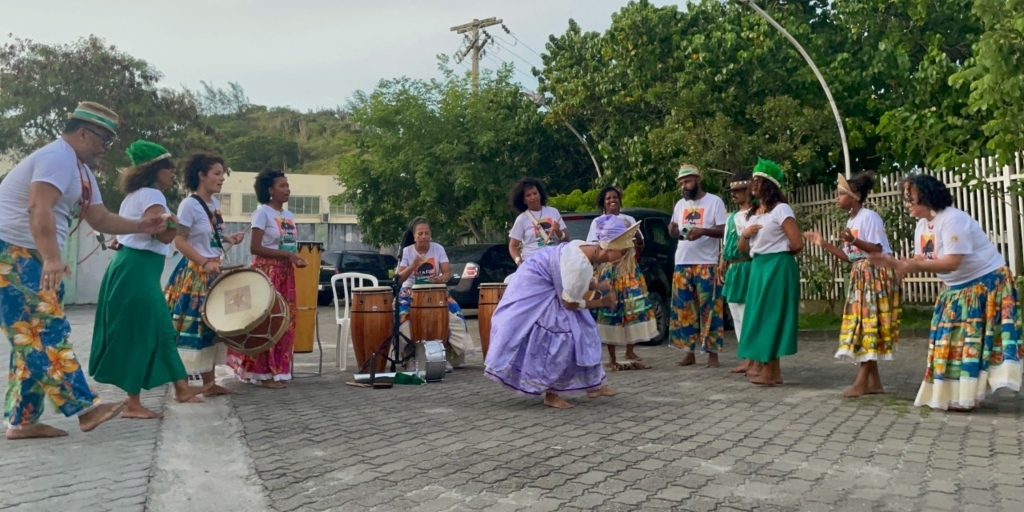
left=562, top=207, right=733, bottom=345
left=318, top=250, right=398, bottom=305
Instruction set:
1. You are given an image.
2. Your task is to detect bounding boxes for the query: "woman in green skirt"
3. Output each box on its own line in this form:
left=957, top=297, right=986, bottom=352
left=89, top=140, right=208, bottom=419
left=736, top=159, right=804, bottom=386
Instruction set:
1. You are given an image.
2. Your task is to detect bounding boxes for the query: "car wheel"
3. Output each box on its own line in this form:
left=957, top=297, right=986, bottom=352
left=639, top=291, right=669, bottom=346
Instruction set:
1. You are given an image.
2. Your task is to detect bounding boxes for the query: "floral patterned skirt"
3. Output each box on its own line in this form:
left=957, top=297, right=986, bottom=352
left=835, top=259, right=902, bottom=362
left=593, top=260, right=657, bottom=346
left=915, top=267, right=1023, bottom=410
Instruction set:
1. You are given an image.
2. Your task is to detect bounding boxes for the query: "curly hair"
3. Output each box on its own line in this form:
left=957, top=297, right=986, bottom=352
left=509, top=177, right=548, bottom=214
left=596, top=186, right=623, bottom=213
left=182, top=153, right=226, bottom=192
left=400, top=216, right=430, bottom=250
left=120, top=158, right=175, bottom=194
left=847, top=171, right=876, bottom=203
left=902, top=174, right=953, bottom=211
left=254, top=167, right=286, bottom=204
left=746, top=176, right=788, bottom=219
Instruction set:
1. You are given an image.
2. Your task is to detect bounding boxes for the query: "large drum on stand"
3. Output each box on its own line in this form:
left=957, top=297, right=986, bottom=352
left=293, top=241, right=323, bottom=353
left=350, top=286, right=394, bottom=373
left=477, top=283, right=507, bottom=359
left=202, top=267, right=289, bottom=355
left=409, top=284, right=449, bottom=343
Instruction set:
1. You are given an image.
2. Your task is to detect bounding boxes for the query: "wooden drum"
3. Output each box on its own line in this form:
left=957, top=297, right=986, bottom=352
left=350, top=286, right=393, bottom=373
left=410, top=284, right=449, bottom=343
left=203, top=267, right=289, bottom=355
left=477, top=283, right=507, bottom=359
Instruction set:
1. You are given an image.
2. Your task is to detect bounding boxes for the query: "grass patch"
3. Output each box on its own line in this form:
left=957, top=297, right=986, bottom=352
left=799, top=308, right=932, bottom=330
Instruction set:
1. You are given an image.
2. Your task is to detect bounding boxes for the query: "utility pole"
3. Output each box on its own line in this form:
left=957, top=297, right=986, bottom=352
left=451, top=17, right=502, bottom=94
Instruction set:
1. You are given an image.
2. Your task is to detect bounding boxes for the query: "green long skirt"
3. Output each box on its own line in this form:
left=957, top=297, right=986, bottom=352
left=722, top=261, right=751, bottom=304
left=737, top=252, right=800, bottom=362
left=89, top=247, right=186, bottom=394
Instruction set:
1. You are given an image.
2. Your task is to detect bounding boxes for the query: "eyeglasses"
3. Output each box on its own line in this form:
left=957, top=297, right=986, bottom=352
left=83, top=127, right=116, bottom=149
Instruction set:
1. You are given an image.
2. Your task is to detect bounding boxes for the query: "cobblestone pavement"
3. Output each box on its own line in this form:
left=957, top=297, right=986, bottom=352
left=3, top=306, right=1024, bottom=512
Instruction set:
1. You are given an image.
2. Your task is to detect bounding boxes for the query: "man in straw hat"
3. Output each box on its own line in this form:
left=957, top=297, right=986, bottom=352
left=668, top=163, right=728, bottom=368
left=0, top=101, right=170, bottom=439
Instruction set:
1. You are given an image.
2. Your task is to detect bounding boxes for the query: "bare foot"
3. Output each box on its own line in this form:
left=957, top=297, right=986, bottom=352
left=729, top=361, right=750, bottom=374
left=749, top=367, right=776, bottom=387
left=259, top=380, right=287, bottom=389
left=706, top=353, right=720, bottom=368
left=6, top=423, right=69, bottom=439
left=587, top=386, right=620, bottom=398
left=79, top=401, right=128, bottom=432
left=120, top=403, right=163, bottom=420
left=203, top=384, right=237, bottom=396
left=866, top=385, right=885, bottom=395
left=676, top=353, right=696, bottom=367
left=543, top=393, right=574, bottom=409
left=624, top=351, right=642, bottom=361
left=174, top=383, right=210, bottom=403
left=605, top=363, right=620, bottom=372
left=843, top=382, right=869, bottom=398
left=747, top=362, right=764, bottom=378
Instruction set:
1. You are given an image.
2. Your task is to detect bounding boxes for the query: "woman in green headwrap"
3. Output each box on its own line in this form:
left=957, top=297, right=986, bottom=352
left=89, top=140, right=208, bottom=419
left=736, top=158, right=804, bottom=386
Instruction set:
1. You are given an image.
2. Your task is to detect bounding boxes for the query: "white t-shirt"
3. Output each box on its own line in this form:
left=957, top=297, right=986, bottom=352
left=585, top=214, right=641, bottom=242
left=117, top=188, right=170, bottom=255
left=914, top=207, right=1005, bottom=286
left=0, top=138, right=104, bottom=250
left=251, top=204, right=297, bottom=253
left=509, top=206, right=567, bottom=262
left=399, top=242, right=449, bottom=288
left=672, top=193, right=727, bottom=264
left=560, top=240, right=595, bottom=303
left=844, top=208, right=892, bottom=260
left=176, top=196, right=225, bottom=259
left=747, top=203, right=796, bottom=256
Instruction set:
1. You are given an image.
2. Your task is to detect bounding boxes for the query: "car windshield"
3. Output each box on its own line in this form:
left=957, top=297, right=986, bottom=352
left=445, top=246, right=488, bottom=264
left=563, top=217, right=595, bottom=241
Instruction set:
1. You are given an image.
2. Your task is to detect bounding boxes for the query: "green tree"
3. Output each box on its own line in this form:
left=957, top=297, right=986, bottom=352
left=338, top=58, right=591, bottom=247
left=0, top=35, right=216, bottom=206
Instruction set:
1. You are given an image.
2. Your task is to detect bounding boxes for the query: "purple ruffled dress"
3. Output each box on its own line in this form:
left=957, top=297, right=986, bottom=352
left=484, top=242, right=606, bottom=395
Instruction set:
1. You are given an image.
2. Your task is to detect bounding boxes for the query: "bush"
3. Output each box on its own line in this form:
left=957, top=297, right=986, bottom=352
left=551, top=182, right=677, bottom=214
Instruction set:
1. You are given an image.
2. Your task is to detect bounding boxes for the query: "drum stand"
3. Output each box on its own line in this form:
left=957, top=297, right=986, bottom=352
left=356, top=282, right=416, bottom=384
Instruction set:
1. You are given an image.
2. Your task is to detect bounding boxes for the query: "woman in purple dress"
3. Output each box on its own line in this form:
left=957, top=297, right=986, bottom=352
left=485, top=215, right=640, bottom=409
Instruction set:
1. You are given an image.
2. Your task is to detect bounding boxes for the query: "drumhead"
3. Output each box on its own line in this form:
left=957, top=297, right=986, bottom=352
left=204, top=268, right=275, bottom=333
left=411, top=284, right=447, bottom=290
left=478, top=283, right=507, bottom=288
left=352, top=286, right=393, bottom=293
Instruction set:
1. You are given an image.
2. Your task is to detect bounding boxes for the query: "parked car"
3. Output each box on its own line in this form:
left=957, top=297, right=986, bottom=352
left=318, top=250, right=397, bottom=305
left=561, top=207, right=734, bottom=345
left=444, top=244, right=517, bottom=309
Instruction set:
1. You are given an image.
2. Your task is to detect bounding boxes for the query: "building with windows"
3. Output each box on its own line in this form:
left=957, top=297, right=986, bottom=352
left=215, top=171, right=374, bottom=256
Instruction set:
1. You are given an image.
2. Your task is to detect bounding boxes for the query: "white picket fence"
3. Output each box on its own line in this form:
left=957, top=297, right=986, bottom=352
left=792, top=155, right=1024, bottom=304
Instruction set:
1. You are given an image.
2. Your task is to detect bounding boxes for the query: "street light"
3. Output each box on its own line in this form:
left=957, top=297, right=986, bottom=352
left=521, top=90, right=603, bottom=179
left=739, top=0, right=851, bottom=178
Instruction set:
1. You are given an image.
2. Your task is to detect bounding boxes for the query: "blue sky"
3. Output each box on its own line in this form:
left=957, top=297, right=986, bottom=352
left=3, top=0, right=676, bottom=111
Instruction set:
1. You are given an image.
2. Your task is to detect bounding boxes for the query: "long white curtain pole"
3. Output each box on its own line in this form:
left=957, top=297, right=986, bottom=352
left=742, top=0, right=851, bottom=178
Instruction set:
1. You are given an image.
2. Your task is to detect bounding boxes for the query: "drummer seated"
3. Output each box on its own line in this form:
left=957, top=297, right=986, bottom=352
left=395, top=219, right=474, bottom=368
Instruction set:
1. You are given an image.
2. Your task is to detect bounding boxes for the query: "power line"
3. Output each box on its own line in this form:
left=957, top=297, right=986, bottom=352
left=499, top=23, right=545, bottom=60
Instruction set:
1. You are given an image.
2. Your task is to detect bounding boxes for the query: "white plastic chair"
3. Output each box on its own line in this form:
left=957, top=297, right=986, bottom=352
left=331, top=272, right=379, bottom=371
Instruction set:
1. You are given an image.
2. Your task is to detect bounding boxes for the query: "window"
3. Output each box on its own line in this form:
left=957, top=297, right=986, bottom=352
left=214, top=194, right=232, bottom=215
left=644, top=217, right=671, bottom=247
left=330, top=201, right=356, bottom=216
left=288, top=195, right=321, bottom=216
left=242, top=194, right=259, bottom=214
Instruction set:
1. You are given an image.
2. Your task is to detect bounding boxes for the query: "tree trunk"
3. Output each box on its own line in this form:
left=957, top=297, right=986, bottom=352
left=466, top=218, right=486, bottom=243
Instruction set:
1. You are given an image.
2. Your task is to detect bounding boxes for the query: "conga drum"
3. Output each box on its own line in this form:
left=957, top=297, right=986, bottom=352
left=477, top=283, right=506, bottom=359
left=293, top=241, right=324, bottom=353
left=410, top=284, right=449, bottom=343
left=350, top=286, right=393, bottom=373
left=203, top=267, right=290, bottom=355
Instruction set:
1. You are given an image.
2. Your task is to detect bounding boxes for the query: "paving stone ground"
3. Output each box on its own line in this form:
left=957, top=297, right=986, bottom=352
left=2, top=306, right=1023, bottom=512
